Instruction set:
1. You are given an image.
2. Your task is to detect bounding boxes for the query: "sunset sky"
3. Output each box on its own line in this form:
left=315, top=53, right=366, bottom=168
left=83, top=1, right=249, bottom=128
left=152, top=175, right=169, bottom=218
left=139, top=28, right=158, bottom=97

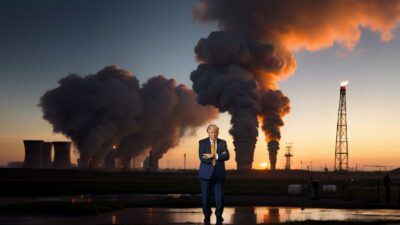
left=1, top=0, right=399, bottom=170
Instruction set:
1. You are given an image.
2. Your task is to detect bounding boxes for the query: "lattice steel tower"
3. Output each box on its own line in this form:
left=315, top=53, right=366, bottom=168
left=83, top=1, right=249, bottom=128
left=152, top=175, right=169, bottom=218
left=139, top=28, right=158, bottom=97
left=334, top=81, right=349, bottom=171
left=284, top=143, right=293, bottom=170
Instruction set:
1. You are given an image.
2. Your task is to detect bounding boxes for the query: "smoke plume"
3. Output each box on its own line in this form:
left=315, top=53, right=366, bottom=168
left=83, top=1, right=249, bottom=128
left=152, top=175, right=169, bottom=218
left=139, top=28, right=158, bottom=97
left=192, top=0, right=400, bottom=169
left=191, top=63, right=260, bottom=170
left=40, top=66, right=218, bottom=168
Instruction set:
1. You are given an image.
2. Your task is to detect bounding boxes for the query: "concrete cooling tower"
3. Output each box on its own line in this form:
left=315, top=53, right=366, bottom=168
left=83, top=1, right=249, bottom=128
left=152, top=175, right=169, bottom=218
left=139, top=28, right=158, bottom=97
left=52, top=141, right=72, bottom=169
left=23, top=140, right=44, bottom=168
left=42, top=142, right=53, bottom=169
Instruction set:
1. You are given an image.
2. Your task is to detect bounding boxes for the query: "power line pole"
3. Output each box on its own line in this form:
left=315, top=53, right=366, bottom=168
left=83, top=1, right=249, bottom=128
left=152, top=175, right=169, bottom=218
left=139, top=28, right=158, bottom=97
left=284, top=143, right=294, bottom=170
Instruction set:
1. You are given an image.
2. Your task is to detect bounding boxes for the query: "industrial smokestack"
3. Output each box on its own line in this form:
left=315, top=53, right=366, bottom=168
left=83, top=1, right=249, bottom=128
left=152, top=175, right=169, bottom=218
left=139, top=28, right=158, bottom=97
left=52, top=141, right=72, bottom=169
left=143, top=156, right=158, bottom=171
left=104, top=147, right=116, bottom=169
left=267, top=140, right=279, bottom=170
left=42, top=142, right=53, bottom=169
left=23, top=140, right=44, bottom=168
left=260, top=90, right=290, bottom=170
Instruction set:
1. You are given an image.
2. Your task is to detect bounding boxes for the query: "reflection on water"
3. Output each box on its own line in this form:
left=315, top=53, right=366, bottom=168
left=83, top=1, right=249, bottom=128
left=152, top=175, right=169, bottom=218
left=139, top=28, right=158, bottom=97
left=231, top=207, right=257, bottom=224
left=1, top=206, right=400, bottom=225
left=0, top=194, right=193, bottom=206
left=111, top=214, right=117, bottom=225
left=262, top=208, right=280, bottom=223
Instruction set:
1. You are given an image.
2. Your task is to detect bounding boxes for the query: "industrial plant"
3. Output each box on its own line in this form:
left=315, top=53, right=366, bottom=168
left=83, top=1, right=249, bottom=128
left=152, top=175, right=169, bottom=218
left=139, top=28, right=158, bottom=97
left=23, top=140, right=72, bottom=169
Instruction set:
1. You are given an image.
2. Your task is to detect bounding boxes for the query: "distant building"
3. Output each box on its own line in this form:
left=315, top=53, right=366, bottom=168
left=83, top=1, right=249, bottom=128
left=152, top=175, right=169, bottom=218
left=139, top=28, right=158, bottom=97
left=143, top=156, right=158, bottom=171
left=7, top=161, right=24, bottom=168
left=104, top=150, right=116, bottom=169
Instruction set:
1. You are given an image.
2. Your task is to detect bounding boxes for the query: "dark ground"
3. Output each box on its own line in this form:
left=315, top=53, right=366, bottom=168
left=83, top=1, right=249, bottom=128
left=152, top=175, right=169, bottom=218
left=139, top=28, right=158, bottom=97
left=1, top=168, right=400, bottom=224
left=1, top=168, right=399, bottom=199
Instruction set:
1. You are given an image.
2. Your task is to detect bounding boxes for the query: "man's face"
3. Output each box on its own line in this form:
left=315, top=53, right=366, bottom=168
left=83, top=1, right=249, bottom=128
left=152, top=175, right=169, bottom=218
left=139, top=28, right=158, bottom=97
left=208, top=129, right=219, bottom=141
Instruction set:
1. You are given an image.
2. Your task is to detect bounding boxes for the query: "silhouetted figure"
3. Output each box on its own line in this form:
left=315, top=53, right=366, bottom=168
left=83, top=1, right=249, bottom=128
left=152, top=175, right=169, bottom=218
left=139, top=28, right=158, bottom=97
left=88, top=158, right=94, bottom=170
left=384, top=173, right=391, bottom=203
left=376, top=180, right=381, bottom=202
left=309, top=176, right=319, bottom=200
left=347, top=178, right=354, bottom=201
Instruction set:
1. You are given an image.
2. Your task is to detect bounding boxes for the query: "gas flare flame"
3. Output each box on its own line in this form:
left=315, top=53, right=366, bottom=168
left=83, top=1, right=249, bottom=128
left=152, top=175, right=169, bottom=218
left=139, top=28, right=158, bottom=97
left=340, top=80, right=349, bottom=87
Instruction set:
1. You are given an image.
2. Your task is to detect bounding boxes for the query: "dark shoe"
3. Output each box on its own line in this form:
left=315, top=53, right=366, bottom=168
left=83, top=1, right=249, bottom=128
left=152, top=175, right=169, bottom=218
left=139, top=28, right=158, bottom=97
left=204, top=216, right=211, bottom=225
left=216, top=216, right=224, bottom=225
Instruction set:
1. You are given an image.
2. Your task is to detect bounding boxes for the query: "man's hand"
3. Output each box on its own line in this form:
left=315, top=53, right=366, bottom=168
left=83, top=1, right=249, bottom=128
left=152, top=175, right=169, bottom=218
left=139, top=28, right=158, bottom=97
left=202, top=153, right=213, bottom=159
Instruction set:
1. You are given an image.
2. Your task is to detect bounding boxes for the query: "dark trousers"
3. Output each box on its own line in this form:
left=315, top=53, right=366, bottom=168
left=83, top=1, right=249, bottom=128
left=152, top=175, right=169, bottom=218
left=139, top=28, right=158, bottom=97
left=200, top=171, right=224, bottom=217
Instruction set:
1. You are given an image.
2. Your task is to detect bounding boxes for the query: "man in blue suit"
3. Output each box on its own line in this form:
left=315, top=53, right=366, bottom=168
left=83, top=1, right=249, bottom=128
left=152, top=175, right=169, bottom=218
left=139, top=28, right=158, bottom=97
left=199, top=124, right=230, bottom=225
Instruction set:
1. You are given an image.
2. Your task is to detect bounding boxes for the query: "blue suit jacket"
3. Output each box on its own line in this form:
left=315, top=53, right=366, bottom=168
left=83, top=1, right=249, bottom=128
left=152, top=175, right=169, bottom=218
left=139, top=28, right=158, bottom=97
left=198, top=138, right=230, bottom=180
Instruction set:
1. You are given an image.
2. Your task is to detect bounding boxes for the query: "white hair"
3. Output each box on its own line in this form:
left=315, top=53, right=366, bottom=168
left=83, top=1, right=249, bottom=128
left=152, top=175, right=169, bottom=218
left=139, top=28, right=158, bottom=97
left=207, top=124, right=219, bottom=132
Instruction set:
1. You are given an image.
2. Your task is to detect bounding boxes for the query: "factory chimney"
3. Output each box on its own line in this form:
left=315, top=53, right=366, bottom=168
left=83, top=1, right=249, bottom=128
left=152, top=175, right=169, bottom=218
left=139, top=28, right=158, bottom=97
left=23, top=140, right=43, bottom=168
left=143, top=156, right=158, bottom=171
left=104, top=145, right=117, bottom=169
left=52, top=141, right=72, bottom=169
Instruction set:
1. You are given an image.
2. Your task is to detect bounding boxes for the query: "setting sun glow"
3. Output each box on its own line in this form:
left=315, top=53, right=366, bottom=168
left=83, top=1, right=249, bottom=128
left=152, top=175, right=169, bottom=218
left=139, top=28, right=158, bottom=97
left=260, top=162, right=268, bottom=169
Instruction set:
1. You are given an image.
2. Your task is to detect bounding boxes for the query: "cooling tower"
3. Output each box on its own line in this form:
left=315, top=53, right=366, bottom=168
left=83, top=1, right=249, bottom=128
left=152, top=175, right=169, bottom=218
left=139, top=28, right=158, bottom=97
left=23, top=140, right=44, bottom=168
left=52, top=141, right=72, bottom=169
left=42, top=142, right=53, bottom=168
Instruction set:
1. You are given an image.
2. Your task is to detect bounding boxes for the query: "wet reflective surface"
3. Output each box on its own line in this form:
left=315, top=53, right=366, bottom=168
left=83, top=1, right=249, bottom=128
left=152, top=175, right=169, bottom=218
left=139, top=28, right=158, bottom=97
left=1, top=206, right=400, bottom=224
left=0, top=194, right=192, bottom=206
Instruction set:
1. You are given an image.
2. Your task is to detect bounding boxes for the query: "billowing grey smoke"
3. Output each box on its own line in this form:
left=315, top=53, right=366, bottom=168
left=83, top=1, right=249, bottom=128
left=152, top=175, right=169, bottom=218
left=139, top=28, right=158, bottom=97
left=40, top=66, right=142, bottom=167
left=116, top=76, right=219, bottom=169
left=40, top=66, right=218, bottom=168
left=267, top=140, right=279, bottom=171
left=191, top=30, right=291, bottom=170
left=191, top=63, right=260, bottom=170
left=260, top=90, right=290, bottom=170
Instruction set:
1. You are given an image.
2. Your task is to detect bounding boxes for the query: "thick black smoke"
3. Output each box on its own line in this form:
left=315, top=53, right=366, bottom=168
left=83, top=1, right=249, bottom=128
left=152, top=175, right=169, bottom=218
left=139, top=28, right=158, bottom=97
left=40, top=66, right=218, bottom=168
left=118, top=76, right=218, bottom=167
left=191, top=63, right=260, bottom=170
left=40, top=66, right=142, bottom=167
left=260, top=90, right=290, bottom=170
left=191, top=30, right=291, bottom=170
